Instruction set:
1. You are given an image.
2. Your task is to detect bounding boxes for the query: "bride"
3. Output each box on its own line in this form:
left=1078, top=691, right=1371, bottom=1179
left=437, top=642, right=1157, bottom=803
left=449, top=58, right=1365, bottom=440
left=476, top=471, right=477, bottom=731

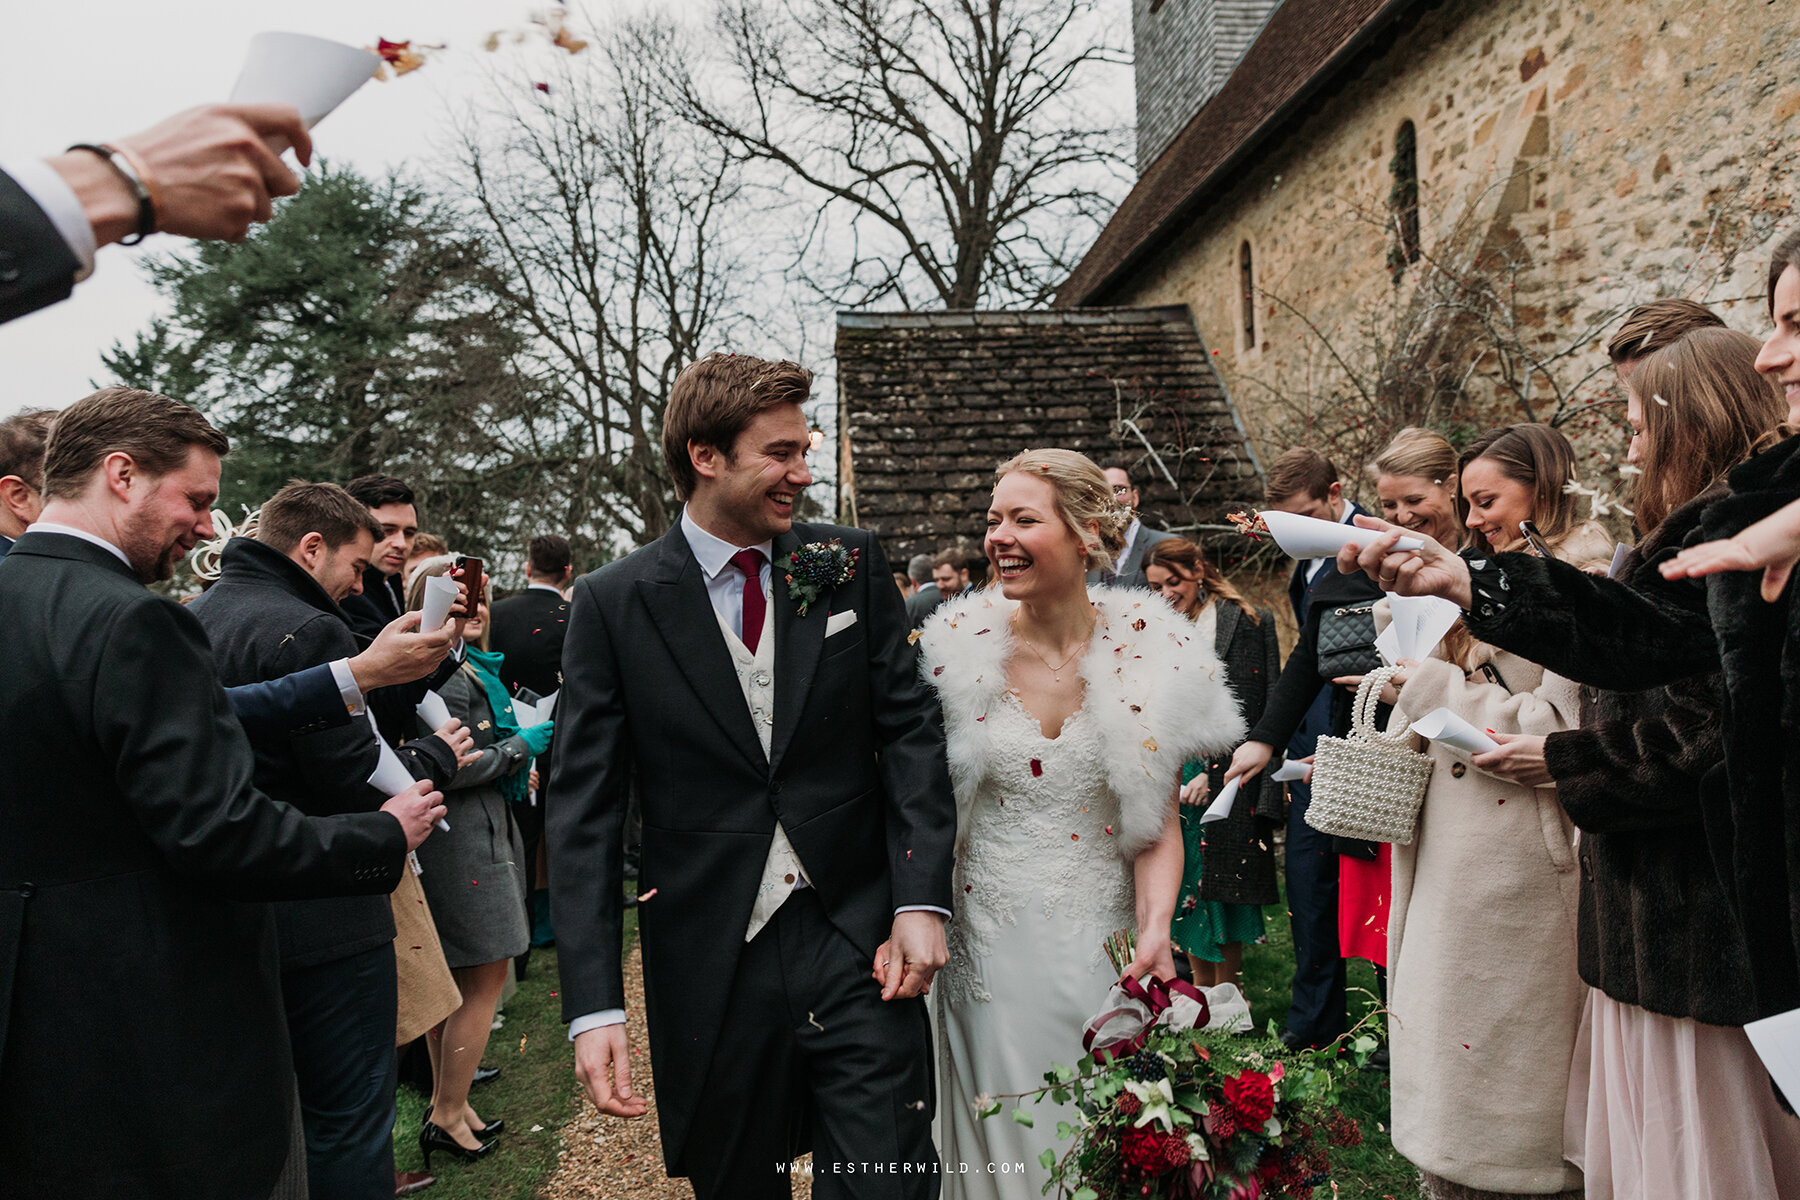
left=915, top=449, right=1244, bottom=1197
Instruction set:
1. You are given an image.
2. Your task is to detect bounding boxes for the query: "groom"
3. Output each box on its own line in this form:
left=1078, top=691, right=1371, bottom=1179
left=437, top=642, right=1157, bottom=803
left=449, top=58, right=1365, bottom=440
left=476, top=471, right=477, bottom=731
left=547, top=353, right=957, bottom=1198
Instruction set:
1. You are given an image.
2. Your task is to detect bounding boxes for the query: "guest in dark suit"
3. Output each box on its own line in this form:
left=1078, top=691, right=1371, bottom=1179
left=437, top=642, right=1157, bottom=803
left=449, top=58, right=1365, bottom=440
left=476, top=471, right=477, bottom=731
left=0, top=387, right=445, bottom=1199
left=339, top=475, right=420, bottom=640
left=1144, top=538, right=1283, bottom=992
left=0, top=409, right=52, bottom=560
left=188, top=481, right=463, bottom=1200
left=337, top=475, right=465, bottom=748
left=1092, top=462, right=1177, bottom=586
left=1, top=105, right=314, bottom=325
left=548, top=353, right=956, bottom=1198
left=905, top=545, right=969, bottom=627
left=489, top=533, right=574, bottom=948
left=490, top=534, right=572, bottom=696
left=1223, top=448, right=1382, bottom=1051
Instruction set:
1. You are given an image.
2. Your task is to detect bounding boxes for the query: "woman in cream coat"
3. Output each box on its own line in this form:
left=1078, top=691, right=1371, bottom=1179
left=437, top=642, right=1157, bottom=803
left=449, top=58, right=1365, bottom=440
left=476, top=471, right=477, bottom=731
left=1363, top=425, right=1612, bottom=1200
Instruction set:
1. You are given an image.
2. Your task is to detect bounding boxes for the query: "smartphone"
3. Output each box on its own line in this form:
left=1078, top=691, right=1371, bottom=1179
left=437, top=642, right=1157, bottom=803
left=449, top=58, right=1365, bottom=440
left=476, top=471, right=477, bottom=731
left=453, top=555, right=484, bottom=613
left=1518, top=520, right=1555, bottom=560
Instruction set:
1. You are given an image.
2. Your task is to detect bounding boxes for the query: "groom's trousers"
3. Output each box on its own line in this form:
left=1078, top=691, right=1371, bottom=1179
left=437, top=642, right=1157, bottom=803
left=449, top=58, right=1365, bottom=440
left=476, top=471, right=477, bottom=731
left=683, top=889, right=940, bottom=1200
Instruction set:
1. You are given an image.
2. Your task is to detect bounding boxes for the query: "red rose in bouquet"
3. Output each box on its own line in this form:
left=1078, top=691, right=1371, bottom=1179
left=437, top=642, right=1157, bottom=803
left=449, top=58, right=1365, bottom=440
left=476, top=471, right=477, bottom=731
left=1224, top=1070, right=1275, bottom=1126
left=1122, top=1126, right=1192, bottom=1173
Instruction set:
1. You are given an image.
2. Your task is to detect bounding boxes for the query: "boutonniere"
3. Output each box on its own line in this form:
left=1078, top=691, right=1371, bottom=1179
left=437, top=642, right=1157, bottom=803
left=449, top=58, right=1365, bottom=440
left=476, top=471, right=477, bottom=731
left=778, top=538, right=859, bottom=616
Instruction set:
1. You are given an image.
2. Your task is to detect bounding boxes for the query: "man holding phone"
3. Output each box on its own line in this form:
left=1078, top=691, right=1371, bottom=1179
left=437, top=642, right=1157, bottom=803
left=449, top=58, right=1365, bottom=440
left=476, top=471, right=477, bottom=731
left=342, top=475, right=422, bottom=640
left=340, top=475, right=470, bottom=746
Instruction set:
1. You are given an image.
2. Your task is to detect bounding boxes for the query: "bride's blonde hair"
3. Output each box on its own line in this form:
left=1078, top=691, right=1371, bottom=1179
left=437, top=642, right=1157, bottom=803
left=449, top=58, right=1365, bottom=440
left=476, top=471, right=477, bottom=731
left=994, top=448, right=1133, bottom=573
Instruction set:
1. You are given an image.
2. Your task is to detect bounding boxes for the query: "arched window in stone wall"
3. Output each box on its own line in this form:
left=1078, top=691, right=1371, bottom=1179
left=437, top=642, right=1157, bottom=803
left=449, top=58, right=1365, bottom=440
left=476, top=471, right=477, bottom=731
left=1389, top=119, right=1422, bottom=279
left=1239, top=239, right=1256, bottom=351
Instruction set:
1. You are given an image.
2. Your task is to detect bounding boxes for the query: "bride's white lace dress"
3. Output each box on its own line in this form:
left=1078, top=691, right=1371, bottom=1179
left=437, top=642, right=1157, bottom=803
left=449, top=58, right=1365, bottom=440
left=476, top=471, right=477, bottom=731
left=918, top=588, right=1244, bottom=1200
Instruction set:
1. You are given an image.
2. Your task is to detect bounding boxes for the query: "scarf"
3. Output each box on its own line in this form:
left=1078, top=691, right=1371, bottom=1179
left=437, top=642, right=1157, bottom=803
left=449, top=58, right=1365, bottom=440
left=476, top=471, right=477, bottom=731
left=463, top=646, right=527, bottom=806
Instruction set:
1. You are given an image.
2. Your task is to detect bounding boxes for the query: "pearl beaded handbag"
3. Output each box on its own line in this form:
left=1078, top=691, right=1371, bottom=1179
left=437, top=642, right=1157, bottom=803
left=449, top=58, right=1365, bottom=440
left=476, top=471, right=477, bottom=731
left=1304, top=665, right=1434, bottom=845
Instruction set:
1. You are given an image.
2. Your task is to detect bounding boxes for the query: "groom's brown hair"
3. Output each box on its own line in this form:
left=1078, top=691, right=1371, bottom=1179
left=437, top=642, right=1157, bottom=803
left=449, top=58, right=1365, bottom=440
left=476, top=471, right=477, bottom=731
left=663, top=353, right=814, bottom=500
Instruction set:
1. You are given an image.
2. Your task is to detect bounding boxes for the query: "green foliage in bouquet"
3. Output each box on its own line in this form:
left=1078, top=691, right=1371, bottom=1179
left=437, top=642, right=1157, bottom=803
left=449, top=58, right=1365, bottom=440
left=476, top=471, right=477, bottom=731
left=983, top=1010, right=1382, bottom=1199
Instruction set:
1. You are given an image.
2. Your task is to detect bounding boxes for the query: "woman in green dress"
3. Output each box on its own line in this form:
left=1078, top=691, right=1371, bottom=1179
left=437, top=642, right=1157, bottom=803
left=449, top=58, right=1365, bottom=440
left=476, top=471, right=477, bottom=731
left=1145, top=538, right=1282, bottom=988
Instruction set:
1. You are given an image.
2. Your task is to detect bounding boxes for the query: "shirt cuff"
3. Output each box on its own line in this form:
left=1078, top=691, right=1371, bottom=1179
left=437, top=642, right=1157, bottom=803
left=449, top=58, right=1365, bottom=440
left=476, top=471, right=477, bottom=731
left=568, top=1009, right=626, bottom=1040
left=327, top=657, right=366, bottom=717
left=895, top=905, right=951, bottom=919
left=5, top=158, right=98, bottom=281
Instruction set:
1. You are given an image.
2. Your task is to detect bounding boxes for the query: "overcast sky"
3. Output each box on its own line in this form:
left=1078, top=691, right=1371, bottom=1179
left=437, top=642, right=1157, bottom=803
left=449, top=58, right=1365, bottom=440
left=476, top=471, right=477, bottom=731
left=0, top=0, right=714, bottom=417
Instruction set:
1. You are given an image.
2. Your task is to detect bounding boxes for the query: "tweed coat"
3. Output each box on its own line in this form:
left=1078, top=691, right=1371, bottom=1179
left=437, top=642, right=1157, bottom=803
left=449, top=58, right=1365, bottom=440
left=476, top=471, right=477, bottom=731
left=411, top=662, right=533, bottom=968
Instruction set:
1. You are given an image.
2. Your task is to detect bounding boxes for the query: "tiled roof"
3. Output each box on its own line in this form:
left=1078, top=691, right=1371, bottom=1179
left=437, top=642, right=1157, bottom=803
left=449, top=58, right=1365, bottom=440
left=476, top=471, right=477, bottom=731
left=1059, top=0, right=1427, bottom=306
left=835, top=306, right=1263, bottom=563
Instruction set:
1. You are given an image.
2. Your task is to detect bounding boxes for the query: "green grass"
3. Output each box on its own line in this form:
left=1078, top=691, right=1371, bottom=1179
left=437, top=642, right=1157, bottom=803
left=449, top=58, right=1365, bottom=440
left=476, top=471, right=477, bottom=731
left=393, top=897, right=1417, bottom=1199
left=390, top=910, right=637, bottom=1198
left=1238, top=893, right=1421, bottom=1199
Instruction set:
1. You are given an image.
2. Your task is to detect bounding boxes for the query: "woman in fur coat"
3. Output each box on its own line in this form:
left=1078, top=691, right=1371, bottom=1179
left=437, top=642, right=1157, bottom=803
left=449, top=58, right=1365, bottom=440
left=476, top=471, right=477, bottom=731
left=1361, top=425, right=1611, bottom=1200
left=1463, top=329, right=1800, bottom=1197
left=917, top=449, right=1244, bottom=1200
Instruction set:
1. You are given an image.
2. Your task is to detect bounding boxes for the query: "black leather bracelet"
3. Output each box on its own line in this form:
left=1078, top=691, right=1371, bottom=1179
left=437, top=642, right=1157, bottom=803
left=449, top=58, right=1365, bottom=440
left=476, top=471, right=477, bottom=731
left=65, top=142, right=156, bottom=245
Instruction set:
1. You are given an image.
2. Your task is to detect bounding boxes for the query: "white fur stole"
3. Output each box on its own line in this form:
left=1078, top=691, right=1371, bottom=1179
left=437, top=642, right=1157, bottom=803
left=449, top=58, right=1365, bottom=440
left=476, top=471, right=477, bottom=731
left=918, top=587, right=1246, bottom=860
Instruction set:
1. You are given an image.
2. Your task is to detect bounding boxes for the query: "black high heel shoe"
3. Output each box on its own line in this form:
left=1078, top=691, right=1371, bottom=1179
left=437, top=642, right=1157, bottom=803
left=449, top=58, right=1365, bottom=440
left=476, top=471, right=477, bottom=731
left=422, top=1107, right=504, bottom=1140
left=419, top=1120, right=497, bottom=1169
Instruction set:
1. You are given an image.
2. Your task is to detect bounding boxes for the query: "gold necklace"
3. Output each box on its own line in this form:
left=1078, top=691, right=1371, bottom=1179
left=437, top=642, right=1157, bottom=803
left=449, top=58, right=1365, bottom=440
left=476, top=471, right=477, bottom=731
left=1010, top=610, right=1095, bottom=682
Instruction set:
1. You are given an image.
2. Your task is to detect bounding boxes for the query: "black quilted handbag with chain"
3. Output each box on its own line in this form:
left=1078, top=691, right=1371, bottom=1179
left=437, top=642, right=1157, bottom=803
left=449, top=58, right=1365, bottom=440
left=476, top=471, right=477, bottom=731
left=1315, top=602, right=1382, bottom=679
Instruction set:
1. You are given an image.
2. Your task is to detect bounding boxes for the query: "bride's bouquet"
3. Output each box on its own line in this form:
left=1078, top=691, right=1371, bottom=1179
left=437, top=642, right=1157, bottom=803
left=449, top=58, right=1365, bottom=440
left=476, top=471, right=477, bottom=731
left=982, top=932, right=1379, bottom=1199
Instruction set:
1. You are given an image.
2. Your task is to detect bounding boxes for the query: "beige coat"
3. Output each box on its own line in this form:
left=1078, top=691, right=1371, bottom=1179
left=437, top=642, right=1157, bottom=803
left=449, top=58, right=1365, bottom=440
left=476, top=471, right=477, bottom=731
left=1378, top=521, right=1610, bottom=1194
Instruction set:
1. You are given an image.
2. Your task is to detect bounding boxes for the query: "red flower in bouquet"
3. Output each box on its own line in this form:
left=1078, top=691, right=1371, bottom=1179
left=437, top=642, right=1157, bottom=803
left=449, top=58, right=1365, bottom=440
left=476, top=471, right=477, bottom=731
left=1224, top=1070, right=1275, bottom=1126
left=1122, top=1126, right=1191, bottom=1173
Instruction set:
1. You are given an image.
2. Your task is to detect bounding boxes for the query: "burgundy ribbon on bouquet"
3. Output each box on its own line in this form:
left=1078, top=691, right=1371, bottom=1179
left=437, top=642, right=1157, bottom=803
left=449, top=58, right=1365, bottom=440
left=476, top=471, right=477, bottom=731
left=1082, top=973, right=1210, bottom=1063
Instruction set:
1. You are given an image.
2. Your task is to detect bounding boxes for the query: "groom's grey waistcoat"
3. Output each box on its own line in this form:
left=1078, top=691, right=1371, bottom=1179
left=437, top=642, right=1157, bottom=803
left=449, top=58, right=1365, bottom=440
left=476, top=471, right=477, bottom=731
left=546, top=520, right=957, bottom=1168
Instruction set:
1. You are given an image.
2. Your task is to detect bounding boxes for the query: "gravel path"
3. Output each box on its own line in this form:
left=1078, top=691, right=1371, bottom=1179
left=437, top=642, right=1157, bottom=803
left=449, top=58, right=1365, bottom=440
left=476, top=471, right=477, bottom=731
left=539, top=940, right=813, bottom=1199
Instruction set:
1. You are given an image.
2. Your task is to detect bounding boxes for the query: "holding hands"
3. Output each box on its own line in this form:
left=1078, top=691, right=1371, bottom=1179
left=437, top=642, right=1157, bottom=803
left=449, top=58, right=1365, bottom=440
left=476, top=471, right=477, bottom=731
left=869, top=910, right=949, bottom=1001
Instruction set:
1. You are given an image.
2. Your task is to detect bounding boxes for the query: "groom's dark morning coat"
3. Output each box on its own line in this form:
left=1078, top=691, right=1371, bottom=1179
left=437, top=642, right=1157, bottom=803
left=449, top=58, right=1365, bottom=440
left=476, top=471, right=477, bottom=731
left=548, top=521, right=957, bottom=1168
left=0, top=532, right=408, bottom=1197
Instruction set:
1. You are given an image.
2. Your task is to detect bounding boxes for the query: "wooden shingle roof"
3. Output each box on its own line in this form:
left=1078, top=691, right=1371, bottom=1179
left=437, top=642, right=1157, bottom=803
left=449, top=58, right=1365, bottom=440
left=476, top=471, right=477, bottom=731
left=836, top=306, right=1262, bottom=563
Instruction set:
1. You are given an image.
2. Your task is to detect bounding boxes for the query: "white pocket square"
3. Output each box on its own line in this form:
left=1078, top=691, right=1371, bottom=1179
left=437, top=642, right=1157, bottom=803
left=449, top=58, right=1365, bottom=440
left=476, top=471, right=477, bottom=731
left=825, top=610, right=859, bottom=637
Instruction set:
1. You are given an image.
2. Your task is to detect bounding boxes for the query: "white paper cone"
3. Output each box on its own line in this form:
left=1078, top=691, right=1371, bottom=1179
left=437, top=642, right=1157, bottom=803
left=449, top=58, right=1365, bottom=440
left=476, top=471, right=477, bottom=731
left=419, top=575, right=459, bottom=632
left=228, top=33, right=381, bottom=129
left=1387, top=592, right=1462, bottom=661
left=1410, top=707, right=1500, bottom=754
left=1375, top=623, right=1404, bottom=668
left=416, top=690, right=452, bottom=729
left=1200, top=777, right=1241, bottom=824
left=1270, top=759, right=1309, bottom=783
left=363, top=711, right=448, bottom=830
left=1259, top=510, right=1423, bottom=560
left=1746, top=1008, right=1800, bottom=1108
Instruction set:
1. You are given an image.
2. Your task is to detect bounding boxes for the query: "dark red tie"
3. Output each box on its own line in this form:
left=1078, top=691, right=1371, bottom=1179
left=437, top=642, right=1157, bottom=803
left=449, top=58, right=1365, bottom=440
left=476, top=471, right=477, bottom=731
left=731, top=548, right=767, bottom=653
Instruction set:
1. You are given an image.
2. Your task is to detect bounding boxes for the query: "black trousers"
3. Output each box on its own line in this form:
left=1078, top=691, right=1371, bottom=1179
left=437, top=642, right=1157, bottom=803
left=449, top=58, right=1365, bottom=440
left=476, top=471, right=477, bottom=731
left=282, top=945, right=399, bottom=1200
left=1283, top=778, right=1348, bottom=1044
left=683, top=890, right=940, bottom=1200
